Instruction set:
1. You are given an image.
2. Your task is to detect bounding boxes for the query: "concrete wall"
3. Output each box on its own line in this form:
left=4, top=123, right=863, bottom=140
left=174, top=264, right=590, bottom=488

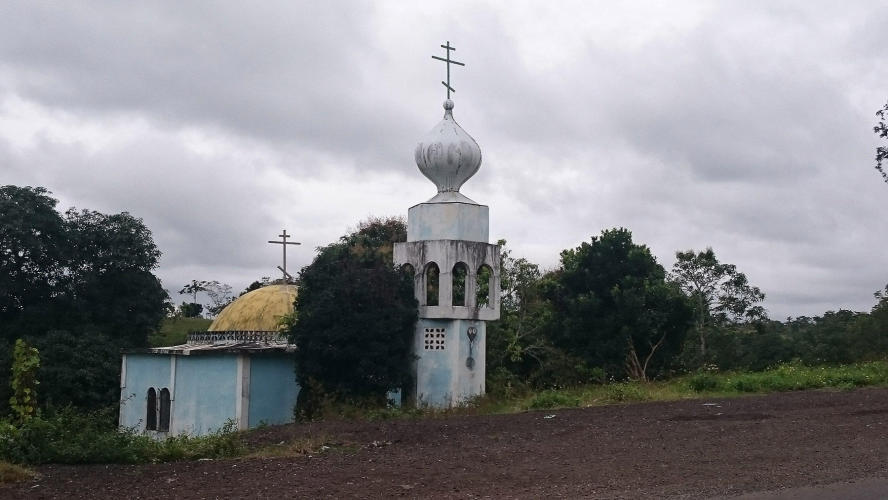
left=393, top=239, right=501, bottom=321
left=120, top=352, right=300, bottom=437
left=407, top=201, right=489, bottom=242
left=248, top=355, right=300, bottom=427
left=119, top=354, right=172, bottom=432
left=172, top=355, right=238, bottom=435
left=414, top=318, right=486, bottom=407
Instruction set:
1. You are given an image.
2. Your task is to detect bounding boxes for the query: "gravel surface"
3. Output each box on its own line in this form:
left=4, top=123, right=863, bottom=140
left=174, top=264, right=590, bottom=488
left=3, top=387, right=888, bottom=499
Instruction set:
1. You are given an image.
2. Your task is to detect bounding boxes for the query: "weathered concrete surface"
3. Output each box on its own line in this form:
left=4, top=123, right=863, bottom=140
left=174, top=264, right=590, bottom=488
left=394, top=239, right=500, bottom=320
left=412, top=319, right=486, bottom=407
left=407, top=201, right=489, bottom=242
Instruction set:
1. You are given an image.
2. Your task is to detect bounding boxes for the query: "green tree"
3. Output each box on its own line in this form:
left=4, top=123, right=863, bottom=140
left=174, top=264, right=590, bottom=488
left=544, top=228, right=692, bottom=380
left=29, top=331, right=122, bottom=410
left=0, top=185, right=167, bottom=411
left=670, top=248, right=765, bottom=359
left=178, top=280, right=208, bottom=317
left=289, top=217, right=417, bottom=415
left=0, top=186, right=67, bottom=341
left=61, top=208, right=167, bottom=347
left=874, top=101, right=888, bottom=183
left=486, top=241, right=594, bottom=392
left=178, top=302, right=204, bottom=318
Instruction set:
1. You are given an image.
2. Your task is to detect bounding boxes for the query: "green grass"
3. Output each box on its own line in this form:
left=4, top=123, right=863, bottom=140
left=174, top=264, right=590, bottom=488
left=148, top=317, right=213, bottom=347
left=364, top=361, right=888, bottom=418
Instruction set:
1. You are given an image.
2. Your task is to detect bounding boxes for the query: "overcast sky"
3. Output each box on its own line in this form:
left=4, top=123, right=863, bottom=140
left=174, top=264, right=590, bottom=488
left=1, top=1, right=886, bottom=319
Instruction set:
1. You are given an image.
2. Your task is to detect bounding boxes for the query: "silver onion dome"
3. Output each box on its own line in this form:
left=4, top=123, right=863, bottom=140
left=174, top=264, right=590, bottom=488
left=414, top=99, right=482, bottom=194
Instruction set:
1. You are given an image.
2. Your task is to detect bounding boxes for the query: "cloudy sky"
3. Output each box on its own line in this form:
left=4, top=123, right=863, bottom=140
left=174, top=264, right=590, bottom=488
left=1, top=1, right=886, bottom=319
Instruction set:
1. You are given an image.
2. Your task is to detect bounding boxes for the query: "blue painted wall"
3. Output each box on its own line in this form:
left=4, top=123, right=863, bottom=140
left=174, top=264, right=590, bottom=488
left=173, top=355, right=237, bottom=435
left=119, top=354, right=171, bottom=432
left=248, top=355, right=299, bottom=427
left=121, top=352, right=302, bottom=436
left=414, top=318, right=486, bottom=407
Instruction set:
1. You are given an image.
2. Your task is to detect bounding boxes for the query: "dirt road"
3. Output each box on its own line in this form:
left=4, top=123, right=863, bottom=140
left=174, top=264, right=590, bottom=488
left=3, top=387, right=888, bottom=499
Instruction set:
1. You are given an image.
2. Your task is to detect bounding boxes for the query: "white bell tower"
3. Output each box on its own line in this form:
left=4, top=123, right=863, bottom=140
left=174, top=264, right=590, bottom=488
left=394, top=42, right=500, bottom=407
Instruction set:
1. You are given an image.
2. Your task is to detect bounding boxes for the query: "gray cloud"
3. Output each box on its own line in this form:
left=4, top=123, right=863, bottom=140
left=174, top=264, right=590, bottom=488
left=1, top=1, right=887, bottom=319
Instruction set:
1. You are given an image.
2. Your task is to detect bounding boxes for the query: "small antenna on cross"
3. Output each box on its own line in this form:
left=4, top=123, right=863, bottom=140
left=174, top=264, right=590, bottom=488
left=431, top=40, right=465, bottom=99
left=267, top=229, right=301, bottom=282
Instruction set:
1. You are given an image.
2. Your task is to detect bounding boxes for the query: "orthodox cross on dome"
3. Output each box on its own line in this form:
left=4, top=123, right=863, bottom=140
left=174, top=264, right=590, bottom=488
left=267, top=229, right=300, bottom=282
left=431, top=40, right=465, bottom=99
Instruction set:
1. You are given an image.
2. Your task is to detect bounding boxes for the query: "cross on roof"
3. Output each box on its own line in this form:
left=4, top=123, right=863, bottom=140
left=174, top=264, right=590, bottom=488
left=431, top=40, right=465, bottom=99
left=268, top=229, right=300, bottom=282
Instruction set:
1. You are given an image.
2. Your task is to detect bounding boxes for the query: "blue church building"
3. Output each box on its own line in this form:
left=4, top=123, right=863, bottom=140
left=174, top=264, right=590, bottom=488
left=119, top=285, right=300, bottom=436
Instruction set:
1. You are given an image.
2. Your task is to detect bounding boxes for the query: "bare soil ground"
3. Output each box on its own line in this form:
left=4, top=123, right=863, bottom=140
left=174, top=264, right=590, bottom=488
left=3, top=387, right=888, bottom=499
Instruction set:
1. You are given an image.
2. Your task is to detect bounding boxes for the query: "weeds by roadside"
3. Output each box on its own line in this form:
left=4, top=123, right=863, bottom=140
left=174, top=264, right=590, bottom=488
left=0, top=461, right=34, bottom=484
left=0, top=408, right=242, bottom=465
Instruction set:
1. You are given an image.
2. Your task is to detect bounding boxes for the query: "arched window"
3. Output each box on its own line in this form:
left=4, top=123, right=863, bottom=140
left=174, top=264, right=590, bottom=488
left=476, top=264, right=493, bottom=308
left=425, top=262, right=440, bottom=306
left=452, top=262, right=468, bottom=306
left=159, top=388, right=171, bottom=432
left=146, top=388, right=157, bottom=431
left=401, top=263, right=415, bottom=279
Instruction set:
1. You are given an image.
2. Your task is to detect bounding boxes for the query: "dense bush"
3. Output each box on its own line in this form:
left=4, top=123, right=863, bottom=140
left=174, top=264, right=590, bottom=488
left=0, top=407, right=242, bottom=465
left=291, top=217, right=417, bottom=416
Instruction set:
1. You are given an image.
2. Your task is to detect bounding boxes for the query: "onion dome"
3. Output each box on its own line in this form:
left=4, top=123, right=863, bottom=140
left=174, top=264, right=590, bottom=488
left=207, top=284, right=297, bottom=332
left=414, top=99, right=482, bottom=194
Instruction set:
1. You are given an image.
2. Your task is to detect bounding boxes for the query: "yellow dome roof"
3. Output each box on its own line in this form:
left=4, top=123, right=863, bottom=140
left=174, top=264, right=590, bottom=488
left=208, top=284, right=297, bottom=332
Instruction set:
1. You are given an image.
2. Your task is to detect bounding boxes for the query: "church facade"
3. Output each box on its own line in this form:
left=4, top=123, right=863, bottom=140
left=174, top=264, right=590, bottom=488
left=119, top=285, right=300, bottom=436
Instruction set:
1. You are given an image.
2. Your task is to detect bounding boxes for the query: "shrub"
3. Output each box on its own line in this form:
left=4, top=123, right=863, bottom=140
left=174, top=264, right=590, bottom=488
left=0, top=408, right=243, bottom=465
left=688, top=373, right=720, bottom=392
left=528, top=390, right=580, bottom=409
left=604, top=382, right=649, bottom=402
left=9, top=339, right=39, bottom=423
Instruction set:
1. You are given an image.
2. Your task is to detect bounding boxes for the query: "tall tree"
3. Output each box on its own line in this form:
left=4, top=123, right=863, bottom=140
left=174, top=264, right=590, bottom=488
left=290, top=217, right=416, bottom=415
left=0, top=186, right=67, bottom=339
left=874, top=100, right=888, bottom=183
left=544, top=228, right=692, bottom=380
left=670, top=248, right=766, bottom=358
left=0, top=185, right=168, bottom=410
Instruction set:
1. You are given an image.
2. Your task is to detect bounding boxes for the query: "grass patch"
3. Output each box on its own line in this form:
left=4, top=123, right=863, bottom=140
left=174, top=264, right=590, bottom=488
left=148, top=317, right=213, bottom=347
left=0, top=461, right=35, bottom=484
left=528, top=390, right=581, bottom=409
left=684, top=361, right=888, bottom=395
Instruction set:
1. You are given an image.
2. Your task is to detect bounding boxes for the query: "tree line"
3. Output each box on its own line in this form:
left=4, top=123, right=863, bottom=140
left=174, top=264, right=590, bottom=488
left=0, top=185, right=168, bottom=413
left=488, top=229, right=888, bottom=393
left=3, top=185, right=886, bottom=416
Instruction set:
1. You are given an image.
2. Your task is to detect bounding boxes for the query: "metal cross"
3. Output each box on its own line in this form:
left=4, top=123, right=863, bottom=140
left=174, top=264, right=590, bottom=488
left=431, top=40, right=465, bottom=99
left=268, top=229, right=301, bottom=282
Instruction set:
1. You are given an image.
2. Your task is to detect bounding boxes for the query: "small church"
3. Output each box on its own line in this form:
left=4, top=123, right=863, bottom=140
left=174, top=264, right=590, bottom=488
left=119, top=41, right=500, bottom=435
